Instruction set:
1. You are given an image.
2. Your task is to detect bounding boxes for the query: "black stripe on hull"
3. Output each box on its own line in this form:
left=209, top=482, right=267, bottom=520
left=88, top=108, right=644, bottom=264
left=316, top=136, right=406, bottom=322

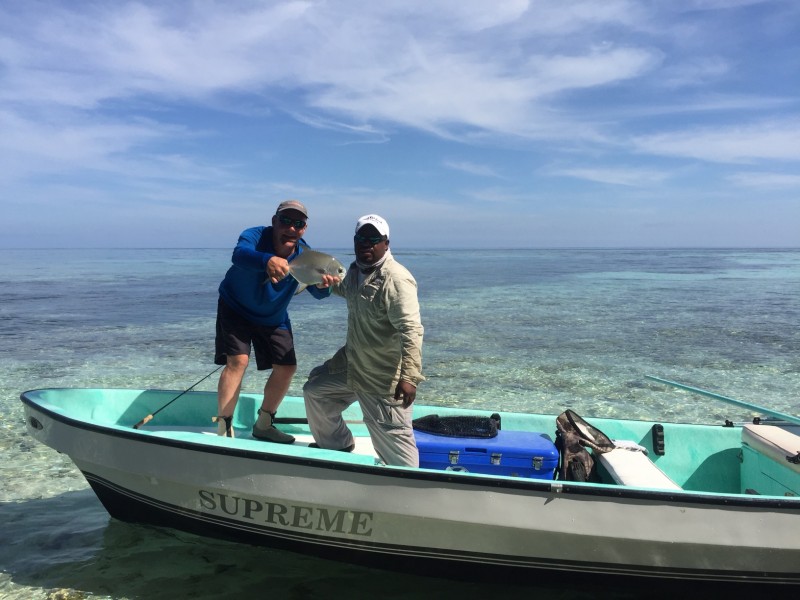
left=83, top=471, right=799, bottom=590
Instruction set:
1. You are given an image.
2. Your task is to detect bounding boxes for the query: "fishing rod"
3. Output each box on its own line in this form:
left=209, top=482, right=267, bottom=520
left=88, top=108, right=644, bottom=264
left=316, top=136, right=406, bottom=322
left=132, top=366, right=362, bottom=430
left=133, top=366, right=223, bottom=429
left=645, top=375, right=800, bottom=426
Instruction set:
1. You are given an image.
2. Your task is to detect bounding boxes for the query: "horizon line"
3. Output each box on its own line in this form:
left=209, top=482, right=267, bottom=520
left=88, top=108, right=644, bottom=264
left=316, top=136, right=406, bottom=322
left=1, top=246, right=799, bottom=251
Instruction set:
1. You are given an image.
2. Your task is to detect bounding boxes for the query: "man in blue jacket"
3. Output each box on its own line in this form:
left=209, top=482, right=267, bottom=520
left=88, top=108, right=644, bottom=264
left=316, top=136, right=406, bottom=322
left=214, top=200, right=338, bottom=442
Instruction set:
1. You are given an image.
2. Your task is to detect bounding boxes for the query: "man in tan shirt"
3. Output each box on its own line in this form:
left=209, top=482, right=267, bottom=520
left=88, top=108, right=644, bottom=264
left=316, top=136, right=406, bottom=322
left=303, top=214, right=424, bottom=467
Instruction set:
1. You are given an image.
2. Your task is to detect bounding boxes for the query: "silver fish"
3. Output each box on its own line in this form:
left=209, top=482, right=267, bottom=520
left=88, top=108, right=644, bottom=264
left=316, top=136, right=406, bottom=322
left=263, top=248, right=347, bottom=290
left=289, top=248, right=347, bottom=286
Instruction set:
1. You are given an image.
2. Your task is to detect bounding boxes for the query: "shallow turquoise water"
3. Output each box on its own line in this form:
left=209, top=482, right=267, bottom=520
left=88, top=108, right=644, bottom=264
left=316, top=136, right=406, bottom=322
left=1, top=248, right=799, bottom=599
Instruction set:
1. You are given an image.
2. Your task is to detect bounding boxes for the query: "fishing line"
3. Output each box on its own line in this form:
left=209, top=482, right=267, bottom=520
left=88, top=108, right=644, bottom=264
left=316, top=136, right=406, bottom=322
left=133, top=365, right=223, bottom=429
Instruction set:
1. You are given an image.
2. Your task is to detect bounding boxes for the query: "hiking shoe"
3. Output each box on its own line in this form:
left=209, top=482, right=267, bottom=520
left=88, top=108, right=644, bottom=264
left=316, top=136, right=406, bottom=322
left=308, top=442, right=355, bottom=452
left=252, top=423, right=295, bottom=444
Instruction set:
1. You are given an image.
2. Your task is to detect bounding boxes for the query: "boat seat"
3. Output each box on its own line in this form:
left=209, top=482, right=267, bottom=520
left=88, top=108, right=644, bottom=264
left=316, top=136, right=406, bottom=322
left=597, top=445, right=681, bottom=490
left=742, top=424, right=800, bottom=475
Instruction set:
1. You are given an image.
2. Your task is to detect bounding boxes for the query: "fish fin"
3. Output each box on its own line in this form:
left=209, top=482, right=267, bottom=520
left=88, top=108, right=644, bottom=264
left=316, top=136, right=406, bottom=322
left=294, top=283, right=308, bottom=295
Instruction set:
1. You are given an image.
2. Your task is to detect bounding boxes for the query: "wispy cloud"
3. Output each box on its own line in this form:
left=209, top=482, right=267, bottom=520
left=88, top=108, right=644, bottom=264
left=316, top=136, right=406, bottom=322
left=289, top=112, right=390, bottom=144
left=443, top=160, right=502, bottom=178
left=1, top=1, right=798, bottom=247
left=462, top=187, right=534, bottom=204
left=548, top=166, right=670, bottom=186
left=633, top=119, right=800, bottom=163
left=0, top=2, right=664, bottom=139
left=0, top=108, right=225, bottom=184
left=655, top=57, right=730, bottom=89
left=728, top=171, right=800, bottom=188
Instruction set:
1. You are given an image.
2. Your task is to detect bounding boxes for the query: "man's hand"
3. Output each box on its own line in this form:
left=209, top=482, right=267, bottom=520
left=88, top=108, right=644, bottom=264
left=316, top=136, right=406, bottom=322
left=267, top=256, right=291, bottom=284
left=394, top=380, right=417, bottom=409
left=316, top=274, right=341, bottom=288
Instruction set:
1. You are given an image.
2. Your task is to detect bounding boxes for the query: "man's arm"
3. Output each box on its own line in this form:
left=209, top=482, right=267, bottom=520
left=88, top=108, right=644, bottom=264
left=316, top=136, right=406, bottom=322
left=386, top=273, right=425, bottom=405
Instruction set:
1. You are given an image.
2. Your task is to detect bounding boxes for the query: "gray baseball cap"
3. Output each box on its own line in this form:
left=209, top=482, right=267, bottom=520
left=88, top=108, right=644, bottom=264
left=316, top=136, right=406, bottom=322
left=275, top=199, right=308, bottom=218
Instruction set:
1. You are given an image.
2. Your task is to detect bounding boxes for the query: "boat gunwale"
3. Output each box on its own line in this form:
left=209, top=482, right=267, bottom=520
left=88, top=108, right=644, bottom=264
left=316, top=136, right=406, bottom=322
left=21, top=389, right=800, bottom=510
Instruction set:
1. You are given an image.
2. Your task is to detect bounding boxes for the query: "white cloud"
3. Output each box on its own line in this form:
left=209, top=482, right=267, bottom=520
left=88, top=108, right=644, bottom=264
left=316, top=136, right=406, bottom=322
left=633, top=120, right=800, bottom=163
left=289, top=112, right=390, bottom=144
left=656, top=57, right=730, bottom=89
left=1, top=1, right=799, bottom=248
left=528, top=47, right=660, bottom=95
left=443, top=160, right=502, bottom=178
left=728, top=171, right=800, bottom=188
left=462, top=187, right=533, bottom=204
left=683, top=0, right=772, bottom=9
left=0, top=109, right=170, bottom=178
left=0, top=107, right=240, bottom=188
left=0, top=1, right=662, bottom=140
left=549, top=166, right=669, bottom=186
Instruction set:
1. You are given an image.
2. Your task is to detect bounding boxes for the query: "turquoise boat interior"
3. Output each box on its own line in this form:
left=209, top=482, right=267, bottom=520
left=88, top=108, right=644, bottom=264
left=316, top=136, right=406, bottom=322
left=22, top=387, right=800, bottom=499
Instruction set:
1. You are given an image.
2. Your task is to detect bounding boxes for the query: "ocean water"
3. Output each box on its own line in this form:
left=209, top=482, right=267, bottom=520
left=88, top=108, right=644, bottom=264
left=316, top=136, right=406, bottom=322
left=1, top=247, right=799, bottom=599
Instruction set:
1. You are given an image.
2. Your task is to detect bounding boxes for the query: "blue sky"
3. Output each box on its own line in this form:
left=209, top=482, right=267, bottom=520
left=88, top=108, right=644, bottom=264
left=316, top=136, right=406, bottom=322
left=1, top=0, right=799, bottom=249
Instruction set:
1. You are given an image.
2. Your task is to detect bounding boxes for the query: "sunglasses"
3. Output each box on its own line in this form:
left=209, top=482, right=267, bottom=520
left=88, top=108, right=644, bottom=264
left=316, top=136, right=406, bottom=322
left=278, top=215, right=306, bottom=229
left=354, top=234, right=386, bottom=246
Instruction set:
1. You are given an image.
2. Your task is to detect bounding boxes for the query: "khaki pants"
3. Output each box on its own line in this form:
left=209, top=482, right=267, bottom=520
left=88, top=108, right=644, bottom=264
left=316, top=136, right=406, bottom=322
left=303, top=365, right=419, bottom=468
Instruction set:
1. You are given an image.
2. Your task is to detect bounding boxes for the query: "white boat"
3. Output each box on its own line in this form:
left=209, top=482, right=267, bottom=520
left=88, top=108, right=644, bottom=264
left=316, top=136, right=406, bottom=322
left=20, top=379, right=800, bottom=588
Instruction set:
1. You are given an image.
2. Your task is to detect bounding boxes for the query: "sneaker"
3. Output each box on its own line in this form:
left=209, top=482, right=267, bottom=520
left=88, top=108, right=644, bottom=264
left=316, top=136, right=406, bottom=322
left=252, top=423, right=295, bottom=444
left=308, top=442, right=355, bottom=452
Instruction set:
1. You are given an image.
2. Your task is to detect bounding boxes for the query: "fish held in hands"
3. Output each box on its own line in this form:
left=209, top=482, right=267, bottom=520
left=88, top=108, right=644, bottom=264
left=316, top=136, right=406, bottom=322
left=265, top=249, right=347, bottom=290
left=291, top=248, right=347, bottom=285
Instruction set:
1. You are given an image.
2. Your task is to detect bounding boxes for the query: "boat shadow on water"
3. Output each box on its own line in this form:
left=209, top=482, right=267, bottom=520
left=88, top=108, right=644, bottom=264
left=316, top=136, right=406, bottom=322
left=0, top=490, right=777, bottom=600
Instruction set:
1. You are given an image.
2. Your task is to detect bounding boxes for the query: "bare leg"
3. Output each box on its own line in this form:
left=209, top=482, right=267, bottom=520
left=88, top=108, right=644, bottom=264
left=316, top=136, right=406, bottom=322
left=252, top=363, right=297, bottom=443
left=260, top=363, right=297, bottom=413
left=216, top=354, right=248, bottom=435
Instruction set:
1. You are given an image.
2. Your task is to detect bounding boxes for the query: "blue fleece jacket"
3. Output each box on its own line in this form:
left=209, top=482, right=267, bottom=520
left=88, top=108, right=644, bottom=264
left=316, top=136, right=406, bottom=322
left=218, top=226, right=331, bottom=327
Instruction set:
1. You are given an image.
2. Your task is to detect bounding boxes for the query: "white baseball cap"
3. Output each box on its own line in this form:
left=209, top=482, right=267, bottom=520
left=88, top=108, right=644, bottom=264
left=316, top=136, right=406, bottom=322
left=355, top=214, right=390, bottom=238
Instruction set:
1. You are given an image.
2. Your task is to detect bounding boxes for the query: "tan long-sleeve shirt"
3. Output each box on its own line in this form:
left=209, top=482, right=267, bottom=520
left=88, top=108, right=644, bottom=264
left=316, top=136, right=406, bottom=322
left=327, top=255, right=425, bottom=395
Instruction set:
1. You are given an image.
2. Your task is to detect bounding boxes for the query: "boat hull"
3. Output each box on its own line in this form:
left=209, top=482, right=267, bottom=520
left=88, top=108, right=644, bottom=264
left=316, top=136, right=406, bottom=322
left=21, top=389, right=800, bottom=586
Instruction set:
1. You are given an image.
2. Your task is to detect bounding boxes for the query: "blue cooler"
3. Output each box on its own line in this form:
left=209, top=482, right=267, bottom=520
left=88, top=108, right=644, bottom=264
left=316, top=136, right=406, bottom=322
left=414, top=429, right=558, bottom=479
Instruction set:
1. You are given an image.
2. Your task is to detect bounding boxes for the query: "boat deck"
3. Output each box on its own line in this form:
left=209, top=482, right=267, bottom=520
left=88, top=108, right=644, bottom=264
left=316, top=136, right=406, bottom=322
left=21, top=387, right=800, bottom=496
left=142, top=425, right=379, bottom=458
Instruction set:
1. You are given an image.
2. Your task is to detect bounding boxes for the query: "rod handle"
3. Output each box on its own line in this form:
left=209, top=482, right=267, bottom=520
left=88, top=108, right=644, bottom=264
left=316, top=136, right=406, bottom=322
left=133, top=414, right=153, bottom=429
